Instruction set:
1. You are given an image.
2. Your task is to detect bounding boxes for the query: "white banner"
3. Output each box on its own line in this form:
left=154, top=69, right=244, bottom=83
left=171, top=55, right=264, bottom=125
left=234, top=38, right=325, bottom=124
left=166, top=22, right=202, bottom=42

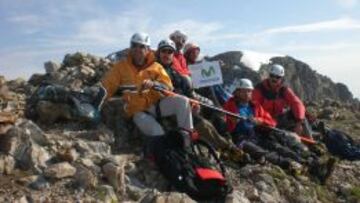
left=189, top=60, right=223, bottom=88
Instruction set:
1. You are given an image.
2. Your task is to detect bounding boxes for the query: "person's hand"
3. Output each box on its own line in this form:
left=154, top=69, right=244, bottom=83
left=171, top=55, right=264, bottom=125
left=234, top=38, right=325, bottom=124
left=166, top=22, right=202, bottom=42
left=218, top=60, right=225, bottom=67
left=191, top=102, right=201, bottom=114
left=142, top=79, right=155, bottom=89
left=249, top=116, right=261, bottom=126
left=294, top=121, right=303, bottom=135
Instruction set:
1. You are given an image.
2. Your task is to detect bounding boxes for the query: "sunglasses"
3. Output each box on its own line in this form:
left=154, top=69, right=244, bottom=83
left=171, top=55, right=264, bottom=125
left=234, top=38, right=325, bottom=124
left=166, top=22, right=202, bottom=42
left=160, top=49, right=174, bottom=54
left=131, top=42, right=146, bottom=49
left=270, top=74, right=282, bottom=80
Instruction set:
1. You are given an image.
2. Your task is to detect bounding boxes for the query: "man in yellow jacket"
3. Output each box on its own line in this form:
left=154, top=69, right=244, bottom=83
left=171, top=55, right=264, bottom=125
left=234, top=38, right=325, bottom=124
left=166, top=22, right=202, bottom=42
left=101, top=33, right=194, bottom=142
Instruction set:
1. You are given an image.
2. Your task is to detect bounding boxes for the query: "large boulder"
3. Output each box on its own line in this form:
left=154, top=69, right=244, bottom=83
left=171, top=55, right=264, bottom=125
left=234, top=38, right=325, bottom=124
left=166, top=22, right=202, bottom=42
left=0, top=154, right=16, bottom=174
left=44, top=61, right=61, bottom=74
left=74, top=164, right=98, bottom=189
left=0, top=120, right=51, bottom=173
left=102, top=162, right=126, bottom=194
left=44, top=162, right=76, bottom=179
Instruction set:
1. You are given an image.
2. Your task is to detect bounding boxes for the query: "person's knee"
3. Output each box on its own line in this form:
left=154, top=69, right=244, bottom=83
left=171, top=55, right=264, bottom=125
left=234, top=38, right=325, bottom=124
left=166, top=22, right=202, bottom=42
left=171, top=95, right=191, bottom=109
left=133, top=112, right=165, bottom=136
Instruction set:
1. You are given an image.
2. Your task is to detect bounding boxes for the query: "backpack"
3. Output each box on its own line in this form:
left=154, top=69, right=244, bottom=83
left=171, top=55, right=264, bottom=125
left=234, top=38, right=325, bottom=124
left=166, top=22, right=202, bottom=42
left=324, top=129, right=360, bottom=160
left=153, top=129, right=232, bottom=201
left=25, top=83, right=104, bottom=124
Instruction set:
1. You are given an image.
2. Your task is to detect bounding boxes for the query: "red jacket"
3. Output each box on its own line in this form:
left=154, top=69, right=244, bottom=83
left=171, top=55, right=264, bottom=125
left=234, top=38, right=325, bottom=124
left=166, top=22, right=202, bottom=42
left=223, top=97, right=277, bottom=133
left=174, top=52, right=190, bottom=76
left=252, top=79, right=305, bottom=121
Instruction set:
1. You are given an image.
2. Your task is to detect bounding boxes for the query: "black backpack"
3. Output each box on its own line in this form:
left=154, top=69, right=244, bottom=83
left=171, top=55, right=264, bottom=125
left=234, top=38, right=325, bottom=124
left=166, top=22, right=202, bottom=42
left=25, top=83, right=104, bottom=124
left=153, top=130, right=232, bottom=201
left=324, top=129, right=360, bottom=160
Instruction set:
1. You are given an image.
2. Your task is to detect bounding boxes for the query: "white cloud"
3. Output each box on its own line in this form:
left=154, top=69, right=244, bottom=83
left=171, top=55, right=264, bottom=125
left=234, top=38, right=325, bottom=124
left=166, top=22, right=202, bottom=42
left=6, top=14, right=49, bottom=34
left=264, top=17, right=360, bottom=34
left=7, top=14, right=41, bottom=24
left=75, top=14, right=151, bottom=45
left=335, top=0, right=358, bottom=8
left=154, top=20, right=223, bottom=42
left=275, top=42, right=360, bottom=52
left=38, top=17, right=225, bottom=51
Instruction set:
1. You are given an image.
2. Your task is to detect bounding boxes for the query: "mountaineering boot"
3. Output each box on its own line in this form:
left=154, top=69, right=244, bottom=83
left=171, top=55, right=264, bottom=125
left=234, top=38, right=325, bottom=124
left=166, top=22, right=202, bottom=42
left=308, top=143, right=328, bottom=156
left=288, top=161, right=304, bottom=177
left=308, top=157, right=336, bottom=184
left=142, top=135, right=165, bottom=167
left=229, top=147, right=246, bottom=162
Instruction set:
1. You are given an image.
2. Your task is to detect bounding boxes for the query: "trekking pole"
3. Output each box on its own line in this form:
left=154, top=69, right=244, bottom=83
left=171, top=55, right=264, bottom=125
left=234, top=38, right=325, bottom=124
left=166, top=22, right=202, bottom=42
left=152, top=85, right=247, bottom=120
left=153, top=85, right=316, bottom=145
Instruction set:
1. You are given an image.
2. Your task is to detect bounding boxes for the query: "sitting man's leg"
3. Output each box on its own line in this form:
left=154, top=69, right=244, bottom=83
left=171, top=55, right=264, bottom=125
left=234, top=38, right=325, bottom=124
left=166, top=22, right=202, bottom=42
left=277, top=110, right=313, bottom=138
left=147, top=95, right=193, bottom=132
left=241, top=141, right=297, bottom=170
left=134, top=95, right=193, bottom=157
left=133, top=112, right=165, bottom=158
left=194, top=115, right=234, bottom=150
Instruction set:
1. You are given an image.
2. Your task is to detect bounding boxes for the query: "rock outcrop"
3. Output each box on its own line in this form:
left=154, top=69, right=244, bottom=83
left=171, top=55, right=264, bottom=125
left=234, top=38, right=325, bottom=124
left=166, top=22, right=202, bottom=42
left=209, top=51, right=356, bottom=104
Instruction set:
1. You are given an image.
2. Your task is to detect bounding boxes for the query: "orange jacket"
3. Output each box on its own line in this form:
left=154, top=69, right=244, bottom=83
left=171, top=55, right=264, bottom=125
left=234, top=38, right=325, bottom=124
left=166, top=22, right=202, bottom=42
left=101, top=52, right=173, bottom=117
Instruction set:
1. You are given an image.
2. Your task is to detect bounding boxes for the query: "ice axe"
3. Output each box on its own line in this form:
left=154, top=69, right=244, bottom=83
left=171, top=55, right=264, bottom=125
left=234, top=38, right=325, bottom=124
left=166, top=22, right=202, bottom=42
left=152, top=85, right=316, bottom=145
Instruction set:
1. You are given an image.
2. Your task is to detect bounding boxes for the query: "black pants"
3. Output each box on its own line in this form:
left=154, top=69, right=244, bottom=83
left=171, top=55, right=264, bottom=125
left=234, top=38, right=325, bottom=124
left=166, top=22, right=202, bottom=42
left=277, top=110, right=313, bottom=138
left=236, top=131, right=313, bottom=169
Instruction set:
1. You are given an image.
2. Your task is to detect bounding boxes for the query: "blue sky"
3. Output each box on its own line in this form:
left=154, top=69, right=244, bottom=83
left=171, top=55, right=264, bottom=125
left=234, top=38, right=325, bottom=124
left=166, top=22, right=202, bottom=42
left=1, top=0, right=360, bottom=97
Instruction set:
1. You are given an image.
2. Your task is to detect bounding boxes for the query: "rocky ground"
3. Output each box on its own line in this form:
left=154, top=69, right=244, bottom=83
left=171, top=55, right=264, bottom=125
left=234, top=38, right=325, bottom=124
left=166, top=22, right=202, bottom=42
left=0, top=52, right=359, bottom=203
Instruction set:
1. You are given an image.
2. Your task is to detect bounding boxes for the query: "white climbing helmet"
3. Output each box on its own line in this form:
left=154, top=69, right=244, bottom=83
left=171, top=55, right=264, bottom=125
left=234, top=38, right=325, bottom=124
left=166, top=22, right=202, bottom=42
left=169, top=30, right=188, bottom=41
left=238, top=78, right=254, bottom=90
left=269, top=64, right=285, bottom=77
left=130, top=32, right=151, bottom=46
left=158, top=39, right=176, bottom=51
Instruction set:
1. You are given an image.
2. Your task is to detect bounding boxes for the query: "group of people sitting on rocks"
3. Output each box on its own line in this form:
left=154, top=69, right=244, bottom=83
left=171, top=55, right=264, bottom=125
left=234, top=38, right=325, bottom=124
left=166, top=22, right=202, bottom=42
left=97, top=30, right=336, bottom=185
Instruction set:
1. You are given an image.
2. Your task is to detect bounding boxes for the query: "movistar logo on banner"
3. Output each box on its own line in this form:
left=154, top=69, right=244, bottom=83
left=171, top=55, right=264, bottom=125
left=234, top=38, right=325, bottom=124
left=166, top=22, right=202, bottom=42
left=201, top=66, right=216, bottom=78
left=189, top=60, right=223, bottom=88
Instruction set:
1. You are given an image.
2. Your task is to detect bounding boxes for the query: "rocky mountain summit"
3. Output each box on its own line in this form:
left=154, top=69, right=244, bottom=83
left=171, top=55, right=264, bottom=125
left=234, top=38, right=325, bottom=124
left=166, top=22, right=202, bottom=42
left=209, top=51, right=356, bottom=104
left=0, top=51, right=359, bottom=202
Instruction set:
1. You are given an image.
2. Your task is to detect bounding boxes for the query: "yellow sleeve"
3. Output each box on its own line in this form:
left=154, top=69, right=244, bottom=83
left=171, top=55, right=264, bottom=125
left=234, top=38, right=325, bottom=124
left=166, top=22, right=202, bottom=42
left=101, top=63, right=121, bottom=99
left=155, top=64, right=174, bottom=90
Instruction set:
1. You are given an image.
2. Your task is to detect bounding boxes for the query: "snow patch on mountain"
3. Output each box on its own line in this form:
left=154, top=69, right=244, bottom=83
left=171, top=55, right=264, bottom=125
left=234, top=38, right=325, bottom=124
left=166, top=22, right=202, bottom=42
left=240, top=50, right=284, bottom=71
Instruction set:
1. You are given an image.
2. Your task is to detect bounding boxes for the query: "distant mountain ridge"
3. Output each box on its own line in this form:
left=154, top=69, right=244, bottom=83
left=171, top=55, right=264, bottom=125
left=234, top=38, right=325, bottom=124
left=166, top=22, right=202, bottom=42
left=208, top=51, right=355, bottom=103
